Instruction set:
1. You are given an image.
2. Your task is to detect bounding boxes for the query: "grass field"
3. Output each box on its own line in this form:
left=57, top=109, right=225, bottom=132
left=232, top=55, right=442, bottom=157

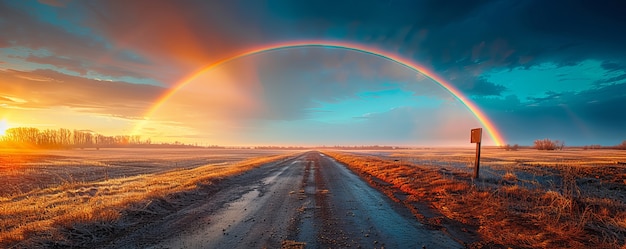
left=0, top=148, right=290, bottom=196
left=324, top=148, right=626, bottom=248
left=0, top=148, right=295, bottom=247
left=2, top=147, right=625, bottom=248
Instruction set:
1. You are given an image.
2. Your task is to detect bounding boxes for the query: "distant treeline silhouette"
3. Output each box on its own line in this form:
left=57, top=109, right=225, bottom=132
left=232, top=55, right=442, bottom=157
left=616, top=141, right=626, bottom=150
left=593, top=140, right=626, bottom=150
left=4, top=127, right=624, bottom=150
left=530, top=138, right=626, bottom=150
left=252, top=145, right=406, bottom=150
left=0, top=127, right=157, bottom=149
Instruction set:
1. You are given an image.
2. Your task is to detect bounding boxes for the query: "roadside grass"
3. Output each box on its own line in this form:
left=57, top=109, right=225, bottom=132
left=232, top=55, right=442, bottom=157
left=323, top=150, right=626, bottom=248
left=0, top=148, right=287, bottom=197
left=0, top=153, right=295, bottom=247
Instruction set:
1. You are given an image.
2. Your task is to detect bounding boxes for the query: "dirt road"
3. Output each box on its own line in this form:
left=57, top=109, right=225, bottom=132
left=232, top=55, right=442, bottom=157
left=107, top=151, right=460, bottom=249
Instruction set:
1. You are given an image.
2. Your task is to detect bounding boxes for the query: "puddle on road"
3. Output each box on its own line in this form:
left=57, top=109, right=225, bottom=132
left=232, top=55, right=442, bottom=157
left=262, top=164, right=291, bottom=185
left=157, top=163, right=296, bottom=248
left=158, top=188, right=261, bottom=248
left=224, top=189, right=260, bottom=221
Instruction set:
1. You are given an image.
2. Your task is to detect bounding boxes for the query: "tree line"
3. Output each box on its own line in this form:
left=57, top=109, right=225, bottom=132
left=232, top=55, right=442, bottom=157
left=0, top=127, right=149, bottom=149
left=532, top=139, right=626, bottom=150
left=501, top=139, right=626, bottom=150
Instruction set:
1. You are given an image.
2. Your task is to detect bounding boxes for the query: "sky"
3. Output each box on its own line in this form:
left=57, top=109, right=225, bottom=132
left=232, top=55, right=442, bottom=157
left=1, top=0, right=625, bottom=146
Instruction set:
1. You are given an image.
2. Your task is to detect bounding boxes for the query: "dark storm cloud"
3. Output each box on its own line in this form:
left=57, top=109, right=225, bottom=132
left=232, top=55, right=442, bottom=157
left=258, top=0, right=626, bottom=97
left=527, top=91, right=565, bottom=104
left=6, top=0, right=625, bottom=95
left=594, top=73, right=626, bottom=86
left=518, top=1, right=626, bottom=58
left=486, top=82, right=626, bottom=145
left=455, top=76, right=507, bottom=96
left=600, top=61, right=624, bottom=73
left=409, top=0, right=626, bottom=74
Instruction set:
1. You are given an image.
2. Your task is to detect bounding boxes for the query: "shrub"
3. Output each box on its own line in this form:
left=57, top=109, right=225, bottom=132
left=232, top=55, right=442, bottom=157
left=534, top=139, right=564, bottom=150
left=503, top=144, right=519, bottom=151
left=503, top=172, right=517, bottom=181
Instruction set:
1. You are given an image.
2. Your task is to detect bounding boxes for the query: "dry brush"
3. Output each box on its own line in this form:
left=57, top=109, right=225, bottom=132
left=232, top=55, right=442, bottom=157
left=323, top=150, right=626, bottom=248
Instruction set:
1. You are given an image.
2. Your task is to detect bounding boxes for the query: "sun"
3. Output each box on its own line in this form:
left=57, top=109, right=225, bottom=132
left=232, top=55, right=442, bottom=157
left=0, top=119, right=8, bottom=136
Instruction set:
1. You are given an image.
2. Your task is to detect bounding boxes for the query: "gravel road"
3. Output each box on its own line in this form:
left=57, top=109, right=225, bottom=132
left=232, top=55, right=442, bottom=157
left=107, top=151, right=461, bottom=249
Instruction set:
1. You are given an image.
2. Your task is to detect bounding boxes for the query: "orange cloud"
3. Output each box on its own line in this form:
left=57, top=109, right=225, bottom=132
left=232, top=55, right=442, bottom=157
left=0, top=69, right=163, bottom=118
left=82, top=1, right=258, bottom=86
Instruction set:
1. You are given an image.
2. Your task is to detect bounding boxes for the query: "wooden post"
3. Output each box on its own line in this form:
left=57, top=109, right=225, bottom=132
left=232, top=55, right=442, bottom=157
left=470, top=128, right=482, bottom=179
left=474, top=141, right=481, bottom=179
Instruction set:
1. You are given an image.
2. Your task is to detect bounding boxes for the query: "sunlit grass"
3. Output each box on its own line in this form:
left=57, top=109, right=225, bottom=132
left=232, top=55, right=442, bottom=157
left=324, top=149, right=626, bottom=248
left=0, top=151, right=295, bottom=247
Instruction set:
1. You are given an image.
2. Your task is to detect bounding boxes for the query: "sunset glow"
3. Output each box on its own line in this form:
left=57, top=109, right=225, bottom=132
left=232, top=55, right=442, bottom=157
left=1, top=1, right=625, bottom=146
left=1, top=2, right=625, bottom=248
left=0, top=119, right=7, bottom=136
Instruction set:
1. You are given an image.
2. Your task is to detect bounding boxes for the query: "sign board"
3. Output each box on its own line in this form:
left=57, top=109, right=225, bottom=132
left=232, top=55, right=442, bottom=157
left=470, top=128, right=482, bottom=143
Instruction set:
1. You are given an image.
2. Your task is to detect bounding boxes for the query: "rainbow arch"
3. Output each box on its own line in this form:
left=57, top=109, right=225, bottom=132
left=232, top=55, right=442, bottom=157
left=133, top=40, right=505, bottom=146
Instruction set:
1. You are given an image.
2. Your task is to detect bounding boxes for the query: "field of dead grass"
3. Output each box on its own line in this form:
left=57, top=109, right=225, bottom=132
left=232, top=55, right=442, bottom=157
left=0, top=148, right=295, bottom=247
left=324, top=148, right=626, bottom=248
left=0, top=148, right=289, bottom=196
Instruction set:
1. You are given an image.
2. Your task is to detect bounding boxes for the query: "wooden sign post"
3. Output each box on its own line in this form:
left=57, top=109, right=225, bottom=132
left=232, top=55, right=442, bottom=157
left=470, top=128, right=482, bottom=179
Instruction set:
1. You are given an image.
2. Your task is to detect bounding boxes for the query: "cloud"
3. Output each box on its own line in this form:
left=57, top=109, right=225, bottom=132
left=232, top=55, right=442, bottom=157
left=454, top=76, right=507, bottom=96
left=37, top=0, right=70, bottom=7
left=486, top=82, right=626, bottom=145
left=0, top=2, right=190, bottom=85
left=594, top=73, right=626, bottom=86
left=6, top=0, right=626, bottom=94
left=24, top=55, right=89, bottom=75
left=76, top=1, right=265, bottom=83
left=3, top=0, right=626, bottom=145
left=0, top=96, right=16, bottom=103
left=23, top=54, right=154, bottom=81
left=0, top=3, right=108, bottom=61
left=249, top=47, right=458, bottom=120
left=527, top=91, right=565, bottom=104
left=0, top=69, right=164, bottom=118
left=600, top=61, right=624, bottom=73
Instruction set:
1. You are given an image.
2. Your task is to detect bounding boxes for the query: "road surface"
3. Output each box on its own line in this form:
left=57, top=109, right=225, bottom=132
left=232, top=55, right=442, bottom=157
left=107, top=151, right=460, bottom=249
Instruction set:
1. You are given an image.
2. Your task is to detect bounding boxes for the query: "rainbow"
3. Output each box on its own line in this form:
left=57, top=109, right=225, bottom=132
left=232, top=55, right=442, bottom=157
left=133, top=40, right=505, bottom=146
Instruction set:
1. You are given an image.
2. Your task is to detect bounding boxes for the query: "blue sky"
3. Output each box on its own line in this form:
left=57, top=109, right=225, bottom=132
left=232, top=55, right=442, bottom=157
left=0, top=0, right=625, bottom=146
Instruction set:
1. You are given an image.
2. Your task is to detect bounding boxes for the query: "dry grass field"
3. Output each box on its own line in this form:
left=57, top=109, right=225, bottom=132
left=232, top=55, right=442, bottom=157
left=0, top=148, right=291, bottom=196
left=3, top=147, right=624, bottom=248
left=324, top=148, right=626, bottom=248
left=0, top=148, right=295, bottom=247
